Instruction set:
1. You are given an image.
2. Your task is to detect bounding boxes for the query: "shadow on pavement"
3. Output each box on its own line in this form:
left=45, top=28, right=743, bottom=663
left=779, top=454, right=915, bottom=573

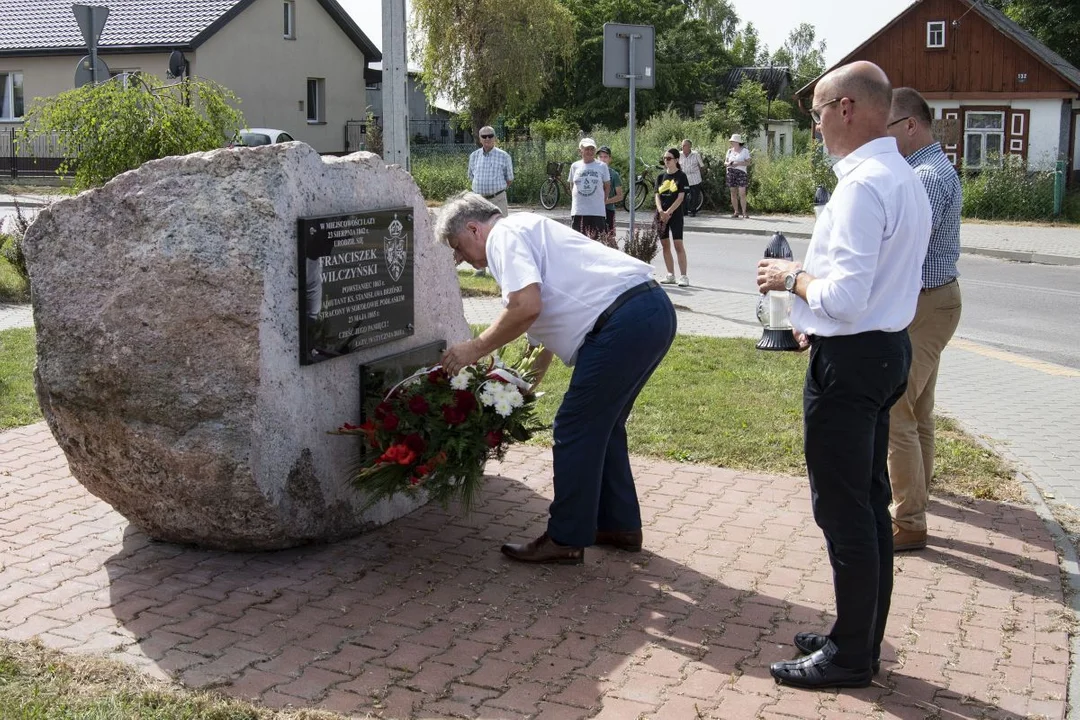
left=99, top=463, right=1050, bottom=719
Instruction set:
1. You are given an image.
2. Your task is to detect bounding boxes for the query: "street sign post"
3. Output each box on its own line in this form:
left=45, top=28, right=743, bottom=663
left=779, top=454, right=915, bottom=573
left=72, top=4, right=110, bottom=87
left=602, top=23, right=655, bottom=241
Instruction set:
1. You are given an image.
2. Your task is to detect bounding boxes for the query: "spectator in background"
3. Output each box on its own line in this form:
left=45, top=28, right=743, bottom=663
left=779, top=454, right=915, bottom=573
left=679, top=139, right=707, bottom=217
left=655, top=148, right=691, bottom=287
left=597, top=146, right=624, bottom=233
left=567, top=138, right=611, bottom=238
left=467, top=126, right=513, bottom=216
left=725, top=134, right=751, bottom=219
left=884, top=87, right=964, bottom=553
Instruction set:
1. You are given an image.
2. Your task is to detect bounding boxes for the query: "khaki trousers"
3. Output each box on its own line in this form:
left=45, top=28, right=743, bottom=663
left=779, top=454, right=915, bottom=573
left=888, top=280, right=962, bottom=532
left=489, top=191, right=509, bottom=217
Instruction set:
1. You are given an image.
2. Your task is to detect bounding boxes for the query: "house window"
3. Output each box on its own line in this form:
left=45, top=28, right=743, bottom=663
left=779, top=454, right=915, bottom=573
left=284, top=0, right=296, bottom=39
left=927, top=21, right=946, bottom=48
left=306, top=78, right=325, bottom=123
left=1, top=72, right=24, bottom=120
left=964, top=111, right=1005, bottom=169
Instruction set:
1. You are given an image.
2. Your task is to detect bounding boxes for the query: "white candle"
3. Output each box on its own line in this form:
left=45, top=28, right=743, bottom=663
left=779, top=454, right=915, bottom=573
left=768, top=291, right=789, bottom=329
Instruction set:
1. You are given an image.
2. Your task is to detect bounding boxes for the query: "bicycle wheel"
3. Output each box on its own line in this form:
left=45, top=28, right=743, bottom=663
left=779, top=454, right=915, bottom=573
left=539, top=178, right=560, bottom=210
left=633, top=180, right=650, bottom=211
left=691, top=187, right=704, bottom=214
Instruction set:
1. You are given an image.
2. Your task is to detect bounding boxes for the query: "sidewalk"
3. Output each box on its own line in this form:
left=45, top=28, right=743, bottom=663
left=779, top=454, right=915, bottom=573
left=0, top=422, right=1067, bottom=719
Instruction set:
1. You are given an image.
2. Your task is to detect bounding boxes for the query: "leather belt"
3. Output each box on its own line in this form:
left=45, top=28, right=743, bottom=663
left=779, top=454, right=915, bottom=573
left=592, top=280, right=659, bottom=334
left=482, top=190, right=506, bottom=199
left=921, top=277, right=957, bottom=293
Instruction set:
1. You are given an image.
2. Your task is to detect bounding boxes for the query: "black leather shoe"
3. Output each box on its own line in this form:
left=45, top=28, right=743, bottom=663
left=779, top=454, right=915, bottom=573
left=501, top=533, right=584, bottom=565
left=770, top=649, right=873, bottom=689
left=594, top=529, right=643, bottom=552
left=793, top=632, right=880, bottom=675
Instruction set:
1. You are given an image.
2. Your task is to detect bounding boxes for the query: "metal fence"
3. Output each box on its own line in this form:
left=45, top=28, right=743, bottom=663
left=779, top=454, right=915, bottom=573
left=0, top=128, right=67, bottom=179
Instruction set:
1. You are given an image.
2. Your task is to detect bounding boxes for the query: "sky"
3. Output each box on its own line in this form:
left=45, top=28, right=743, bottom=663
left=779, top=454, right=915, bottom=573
left=336, top=0, right=915, bottom=67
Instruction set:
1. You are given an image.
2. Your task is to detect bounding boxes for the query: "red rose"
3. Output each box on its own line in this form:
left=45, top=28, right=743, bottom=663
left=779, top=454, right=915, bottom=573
left=428, top=368, right=446, bottom=384
left=379, top=443, right=406, bottom=463
left=403, top=433, right=426, bottom=453
left=442, top=405, right=466, bottom=425
left=414, top=464, right=430, bottom=478
left=382, top=413, right=400, bottom=432
left=359, top=420, right=378, bottom=443
left=485, top=430, right=503, bottom=448
left=397, top=448, right=417, bottom=466
left=454, top=390, right=478, bottom=415
left=408, top=394, right=429, bottom=415
left=374, top=401, right=393, bottom=419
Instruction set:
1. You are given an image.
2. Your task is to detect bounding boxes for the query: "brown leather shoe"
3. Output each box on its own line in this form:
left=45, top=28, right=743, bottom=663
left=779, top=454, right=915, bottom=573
left=501, top=533, right=584, bottom=565
left=893, top=524, right=927, bottom=552
left=594, top=529, right=643, bottom=552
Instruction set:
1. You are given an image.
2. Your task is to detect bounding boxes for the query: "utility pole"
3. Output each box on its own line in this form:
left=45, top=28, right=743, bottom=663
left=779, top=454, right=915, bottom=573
left=381, top=0, right=410, bottom=169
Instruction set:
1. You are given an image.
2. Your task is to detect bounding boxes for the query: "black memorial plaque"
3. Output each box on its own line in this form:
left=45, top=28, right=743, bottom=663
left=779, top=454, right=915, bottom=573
left=298, top=207, right=415, bottom=365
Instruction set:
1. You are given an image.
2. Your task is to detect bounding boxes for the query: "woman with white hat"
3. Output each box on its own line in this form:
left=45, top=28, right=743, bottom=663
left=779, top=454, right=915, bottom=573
left=725, top=134, right=751, bottom=219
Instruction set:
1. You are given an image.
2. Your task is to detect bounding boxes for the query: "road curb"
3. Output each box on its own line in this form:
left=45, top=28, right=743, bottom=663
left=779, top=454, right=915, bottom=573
left=946, top=413, right=1080, bottom=720
left=959, top=246, right=1080, bottom=267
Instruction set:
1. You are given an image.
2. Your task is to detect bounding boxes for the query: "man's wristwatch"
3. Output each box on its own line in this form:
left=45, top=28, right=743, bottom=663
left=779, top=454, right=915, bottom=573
left=783, top=269, right=805, bottom=293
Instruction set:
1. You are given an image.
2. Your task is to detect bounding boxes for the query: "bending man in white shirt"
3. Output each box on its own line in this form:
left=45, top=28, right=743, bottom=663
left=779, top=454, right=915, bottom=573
left=436, top=192, right=677, bottom=564
left=756, top=61, right=930, bottom=690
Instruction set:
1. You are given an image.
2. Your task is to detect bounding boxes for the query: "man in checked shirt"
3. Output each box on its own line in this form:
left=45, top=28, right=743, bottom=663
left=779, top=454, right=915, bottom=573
left=468, top=126, right=514, bottom=217
left=884, top=87, right=963, bottom=552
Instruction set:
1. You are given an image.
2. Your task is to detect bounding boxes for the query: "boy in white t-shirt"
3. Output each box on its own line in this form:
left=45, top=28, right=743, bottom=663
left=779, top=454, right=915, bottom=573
left=567, top=137, right=610, bottom=238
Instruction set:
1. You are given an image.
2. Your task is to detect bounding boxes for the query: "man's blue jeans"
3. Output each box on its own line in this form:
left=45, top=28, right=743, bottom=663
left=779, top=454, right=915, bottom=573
left=547, top=285, right=677, bottom=547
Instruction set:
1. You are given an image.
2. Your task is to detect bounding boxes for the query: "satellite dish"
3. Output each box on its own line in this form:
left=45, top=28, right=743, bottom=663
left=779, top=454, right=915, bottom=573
left=168, top=51, right=187, bottom=79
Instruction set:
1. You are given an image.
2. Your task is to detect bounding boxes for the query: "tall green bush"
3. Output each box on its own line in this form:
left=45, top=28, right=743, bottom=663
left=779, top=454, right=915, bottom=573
left=961, top=159, right=1055, bottom=221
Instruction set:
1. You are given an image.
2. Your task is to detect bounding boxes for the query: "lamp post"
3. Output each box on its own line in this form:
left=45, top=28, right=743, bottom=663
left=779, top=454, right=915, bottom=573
left=756, top=231, right=800, bottom=351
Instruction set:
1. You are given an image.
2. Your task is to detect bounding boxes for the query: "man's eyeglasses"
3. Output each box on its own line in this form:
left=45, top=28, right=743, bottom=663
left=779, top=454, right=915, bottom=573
left=809, top=97, right=850, bottom=124
left=887, top=116, right=912, bottom=129
left=480, top=134, right=494, bottom=139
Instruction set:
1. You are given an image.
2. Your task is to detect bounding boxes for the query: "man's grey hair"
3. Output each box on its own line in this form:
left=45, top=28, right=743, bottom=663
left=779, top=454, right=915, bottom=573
left=682, top=138, right=692, bottom=146
left=433, top=191, right=501, bottom=247
left=479, top=125, right=495, bottom=137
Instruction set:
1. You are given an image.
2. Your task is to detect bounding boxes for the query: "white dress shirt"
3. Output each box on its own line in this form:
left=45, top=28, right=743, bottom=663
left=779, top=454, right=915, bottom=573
left=791, top=137, right=931, bottom=337
left=485, top=213, right=653, bottom=365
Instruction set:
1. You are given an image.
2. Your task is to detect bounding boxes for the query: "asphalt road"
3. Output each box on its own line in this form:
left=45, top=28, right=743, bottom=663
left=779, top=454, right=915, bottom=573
left=671, top=231, right=1080, bottom=371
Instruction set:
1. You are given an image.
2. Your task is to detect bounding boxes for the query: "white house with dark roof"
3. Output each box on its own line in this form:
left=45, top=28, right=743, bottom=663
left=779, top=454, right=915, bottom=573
left=0, top=0, right=381, bottom=154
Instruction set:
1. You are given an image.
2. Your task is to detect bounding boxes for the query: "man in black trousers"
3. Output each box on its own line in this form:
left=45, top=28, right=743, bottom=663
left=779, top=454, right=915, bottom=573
left=756, top=60, right=931, bottom=689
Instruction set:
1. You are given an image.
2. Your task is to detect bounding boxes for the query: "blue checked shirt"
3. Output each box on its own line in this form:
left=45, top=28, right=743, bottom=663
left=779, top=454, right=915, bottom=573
left=907, top=142, right=961, bottom=289
left=468, top=146, right=514, bottom=196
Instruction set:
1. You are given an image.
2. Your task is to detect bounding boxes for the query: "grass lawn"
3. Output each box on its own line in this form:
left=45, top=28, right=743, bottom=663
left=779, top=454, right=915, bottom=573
left=0, top=256, right=30, bottom=304
left=0, top=327, right=39, bottom=431
left=0, top=639, right=345, bottom=720
left=457, top=269, right=500, bottom=297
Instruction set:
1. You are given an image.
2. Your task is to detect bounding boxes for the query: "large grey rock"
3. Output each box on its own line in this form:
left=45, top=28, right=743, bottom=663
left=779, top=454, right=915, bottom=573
left=22, top=144, right=470, bottom=550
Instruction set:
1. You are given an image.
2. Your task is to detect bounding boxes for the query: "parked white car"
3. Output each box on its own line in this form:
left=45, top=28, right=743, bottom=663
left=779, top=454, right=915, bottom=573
left=238, top=128, right=295, bottom=146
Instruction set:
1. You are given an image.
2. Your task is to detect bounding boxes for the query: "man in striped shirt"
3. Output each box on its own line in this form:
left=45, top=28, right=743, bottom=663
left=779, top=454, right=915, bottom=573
left=884, top=87, right=963, bottom=552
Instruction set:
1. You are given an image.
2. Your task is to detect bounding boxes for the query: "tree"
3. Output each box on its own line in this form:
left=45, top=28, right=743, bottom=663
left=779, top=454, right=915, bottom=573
left=983, top=0, right=1080, bottom=68
left=726, top=79, right=769, bottom=143
left=532, top=0, right=738, bottom=129
left=411, top=0, right=575, bottom=136
left=730, top=22, right=770, bottom=67
left=21, top=74, right=243, bottom=190
left=771, top=23, right=827, bottom=89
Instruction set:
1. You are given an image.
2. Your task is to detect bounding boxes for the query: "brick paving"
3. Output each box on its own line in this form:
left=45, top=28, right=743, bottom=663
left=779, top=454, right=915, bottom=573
left=0, top=421, right=1069, bottom=719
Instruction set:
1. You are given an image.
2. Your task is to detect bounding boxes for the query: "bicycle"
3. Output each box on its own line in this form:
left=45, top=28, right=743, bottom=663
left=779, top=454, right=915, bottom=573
left=539, top=161, right=570, bottom=210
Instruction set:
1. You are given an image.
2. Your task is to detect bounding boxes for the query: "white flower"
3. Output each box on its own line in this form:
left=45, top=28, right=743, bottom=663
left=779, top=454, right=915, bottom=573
left=494, top=399, right=514, bottom=417
left=450, top=370, right=471, bottom=390
left=505, top=386, right=524, bottom=408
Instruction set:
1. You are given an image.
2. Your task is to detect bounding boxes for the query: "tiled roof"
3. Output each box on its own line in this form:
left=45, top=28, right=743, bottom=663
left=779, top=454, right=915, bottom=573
left=718, top=67, right=794, bottom=99
left=0, top=0, right=379, bottom=60
left=0, top=0, right=247, bottom=51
